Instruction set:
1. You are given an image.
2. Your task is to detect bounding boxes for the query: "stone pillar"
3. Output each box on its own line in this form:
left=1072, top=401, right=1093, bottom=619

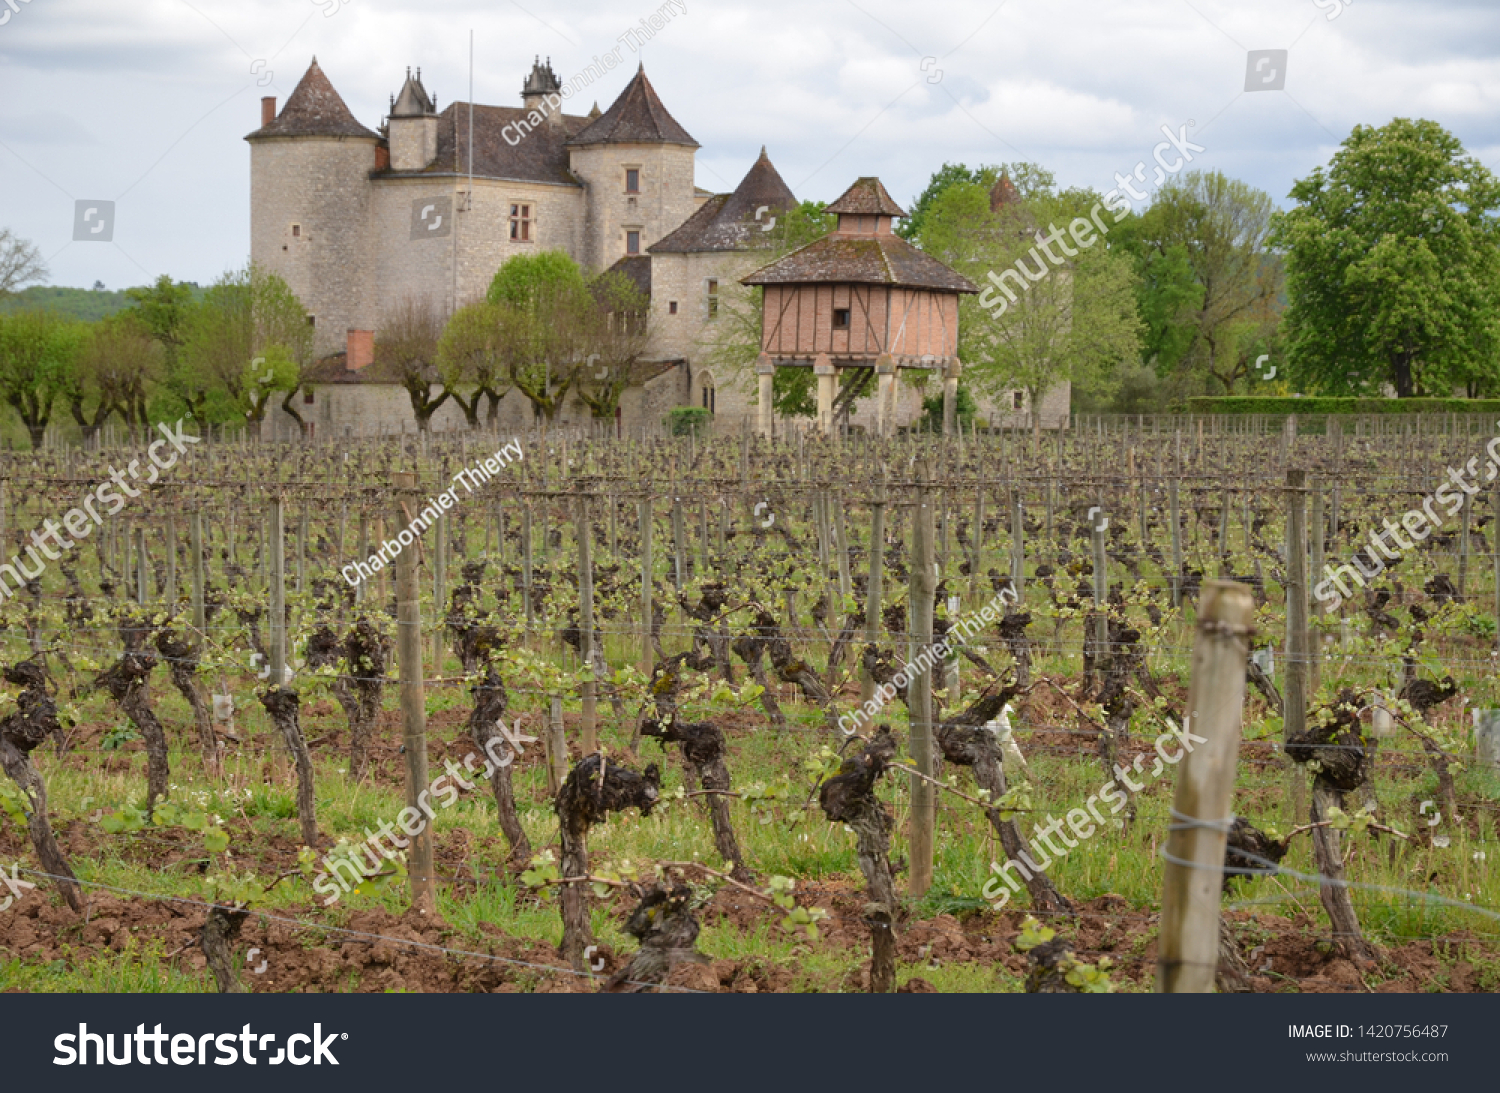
left=942, top=358, right=962, bottom=437
left=756, top=356, right=775, bottom=438
left=875, top=355, right=896, bottom=437
left=814, top=353, right=837, bottom=436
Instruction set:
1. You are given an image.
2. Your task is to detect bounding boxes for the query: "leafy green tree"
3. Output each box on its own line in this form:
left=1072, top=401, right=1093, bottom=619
left=0, top=310, right=85, bottom=448
left=900, top=162, right=1053, bottom=242
left=919, top=180, right=1141, bottom=433
left=178, top=265, right=312, bottom=433
left=486, top=250, right=594, bottom=426
left=436, top=300, right=509, bottom=429
left=1272, top=118, right=1500, bottom=397
left=1120, top=172, right=1281, bottom=393
left=69, top=311, right=163, bottom=445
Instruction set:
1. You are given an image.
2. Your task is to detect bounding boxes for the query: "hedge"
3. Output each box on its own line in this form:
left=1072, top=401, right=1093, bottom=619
left=1186, top=396, right=1500, bottom=415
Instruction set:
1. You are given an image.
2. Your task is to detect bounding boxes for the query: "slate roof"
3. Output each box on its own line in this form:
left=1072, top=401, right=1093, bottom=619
left=245, top=58, right=381, bottom=140
left=650, top=147, right=795, bottom=253
left=391, top=68, right=435, bottom=117
left=568, top=65, right=698, bottom=148
left=396, top=103, right=593, bottom=185
left=605, top=255, right=652, bottom=298
left=741, top=234, right=977, bottom=293
left=825, top=176, right=906, bottom=217
left=302, top=352, right=408, bottom=385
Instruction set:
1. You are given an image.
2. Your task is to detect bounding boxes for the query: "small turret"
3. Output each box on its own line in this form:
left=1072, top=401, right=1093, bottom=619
left=521, top=56, right=563, bottom=126
left=388, top=66, right=439, bottom=171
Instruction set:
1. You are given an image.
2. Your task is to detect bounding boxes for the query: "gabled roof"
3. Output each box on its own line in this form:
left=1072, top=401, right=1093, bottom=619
left=741, top=234, right=977, bottom=293
left=391, top=68, right=435, bottom=117
left=826, top=176, right=906, bottom=217
left=246, top=58, right=380, bottom=140
left=568, top=64, right=698, bottom=148
left=650, top=147, right=796, bottom=253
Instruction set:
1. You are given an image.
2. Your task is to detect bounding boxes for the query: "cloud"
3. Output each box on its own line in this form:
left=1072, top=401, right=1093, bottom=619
left=0, top=0, right=1496, bottom=289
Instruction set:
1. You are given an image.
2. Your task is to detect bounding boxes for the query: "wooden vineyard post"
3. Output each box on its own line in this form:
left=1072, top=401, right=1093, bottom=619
left=521, top=503, right=534, bottom=633
left=1310, top=484, right=1324, bottom=694
left=1494, top=480, right=1500, bottom=655
left=269, top=497, right=287, bottom=684
left=1169, top=478, right=1183, bottom=609
left=639, top=496, right=654, bottom=676
left=576, top=493, right=598, bottom=754
left=393, top=471, right=437, bottom=916
left=432, top=511, right=447, bottom=673
left=297, top=504, right=309, bottom=595
left=134, top=526, right=147, bottom=604
left=355, top=513, right=368, bottom=606
left=165, top=515, right=178, bottom=605
left=1459, top=493, right=1472, bottom=600
left=861, top=468, right=887, bottom=708
left=1090, top=501, right=1109, bottom=686
left=190, top=511, right=206, bottom=638
left=544, top=695, right=568, bottom=796
left=1009, top=487, right=1025, bottom=600
left=1157, top=579, right=1254, bottom=993
left=1284, top=468, right=1310, bottom=827
left=908, top=460, right=936, bottom=897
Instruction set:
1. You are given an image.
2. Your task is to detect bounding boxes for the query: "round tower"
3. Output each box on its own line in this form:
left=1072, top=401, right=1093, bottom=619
left=246, top=57, right=382, bottom=358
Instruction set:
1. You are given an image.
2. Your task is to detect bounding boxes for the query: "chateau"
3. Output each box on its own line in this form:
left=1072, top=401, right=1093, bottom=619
left=248, top=57, right=1067, bottom=438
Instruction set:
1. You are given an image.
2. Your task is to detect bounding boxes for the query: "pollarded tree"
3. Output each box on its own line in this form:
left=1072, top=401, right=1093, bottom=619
left=1272, top=118, right=1500, bottom=398
left=436, top=300, right=510, bottom=430
left=69, top=310, right=163, bottom=445
left=573, top=269, right=651, bottom=427
left=178, top=264, right=312, bottom=433
left=0, top=309, right=85, bottom=449
left=486, top=250, right=593, bottom=427
left=376, top=294, right=450, bottom=433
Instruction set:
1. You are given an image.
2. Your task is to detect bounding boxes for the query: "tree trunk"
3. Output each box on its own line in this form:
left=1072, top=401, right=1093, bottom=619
left=259, top=687, right=319, bottom=847
left=468, top=667, right=530, bottom=864
left=201, top=905, right=249, bottom=993
left=1310, top=779, right=1378, bottom=963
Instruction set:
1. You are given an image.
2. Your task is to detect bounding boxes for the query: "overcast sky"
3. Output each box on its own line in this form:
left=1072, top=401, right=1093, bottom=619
left=2, top=0, right=1497, bottom=290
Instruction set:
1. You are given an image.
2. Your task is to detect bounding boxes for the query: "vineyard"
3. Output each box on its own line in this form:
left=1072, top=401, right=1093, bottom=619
left=1, top=414, right=1498, bottom=995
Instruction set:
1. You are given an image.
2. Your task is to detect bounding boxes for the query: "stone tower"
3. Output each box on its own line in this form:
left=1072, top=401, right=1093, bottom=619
left=387, top=67, right=438, bottom=171
left=567, top=64, right=699, bottom=273
left=246, top=57, right=382, bottom=358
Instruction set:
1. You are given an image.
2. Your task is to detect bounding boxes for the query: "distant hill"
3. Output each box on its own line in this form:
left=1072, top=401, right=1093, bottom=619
left=0, top=283, right=204, bottom=323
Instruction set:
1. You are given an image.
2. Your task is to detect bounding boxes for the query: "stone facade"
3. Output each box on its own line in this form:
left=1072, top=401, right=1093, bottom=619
left=249, top=58, right=1070, bottom=440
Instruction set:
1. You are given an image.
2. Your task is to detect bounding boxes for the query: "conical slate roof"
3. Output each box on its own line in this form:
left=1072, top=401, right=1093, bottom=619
left=568, top=64, right=697, bottom=147
left=650, top=147, right=796, bottom=253
left=247, top=58, right=380, bottom=140
left=825, top=176, right=906, bottom=217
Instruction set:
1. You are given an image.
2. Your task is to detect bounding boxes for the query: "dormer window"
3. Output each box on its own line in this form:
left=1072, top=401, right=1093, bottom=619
left=625, top=168, right=640, bottom=193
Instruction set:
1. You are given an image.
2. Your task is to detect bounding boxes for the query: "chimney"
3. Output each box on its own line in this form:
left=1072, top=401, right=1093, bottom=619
left=261, top=96, right=277, bottom=127
left=346, top=329, right=374, bottom=371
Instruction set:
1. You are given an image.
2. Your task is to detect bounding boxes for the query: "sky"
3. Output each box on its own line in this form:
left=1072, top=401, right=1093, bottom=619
left=1, top=0, right=1497, bottom=291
